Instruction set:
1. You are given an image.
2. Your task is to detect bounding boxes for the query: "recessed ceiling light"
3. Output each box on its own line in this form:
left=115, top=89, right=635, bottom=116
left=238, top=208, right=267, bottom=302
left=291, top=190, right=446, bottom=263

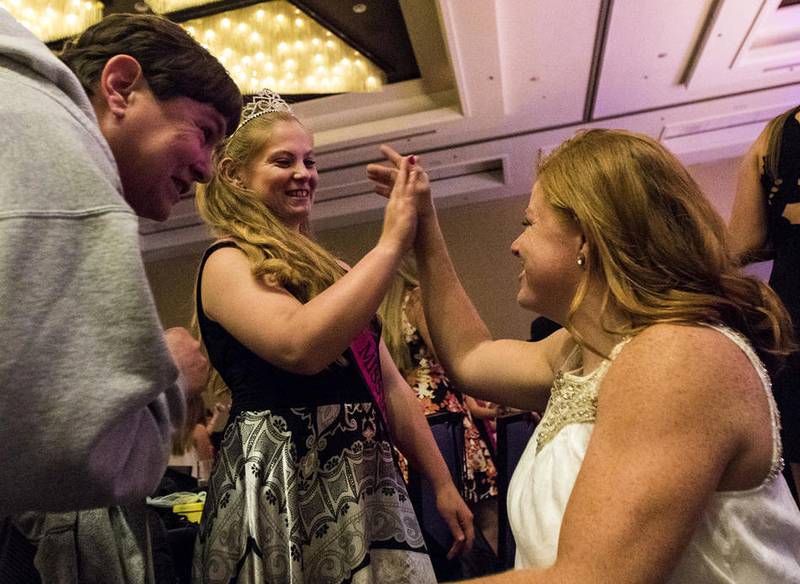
left=353, top=3, right=367, bottom=14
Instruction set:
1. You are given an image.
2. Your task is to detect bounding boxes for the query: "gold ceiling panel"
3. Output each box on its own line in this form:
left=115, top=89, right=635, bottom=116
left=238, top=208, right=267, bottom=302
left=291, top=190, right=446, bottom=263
left=159, top=0, right=386, bottom=95
left=1, top=0, right=103, bottom=42
left=4, top=0, right=385, bottom=96
left=148, top=0, right=217, bottom=14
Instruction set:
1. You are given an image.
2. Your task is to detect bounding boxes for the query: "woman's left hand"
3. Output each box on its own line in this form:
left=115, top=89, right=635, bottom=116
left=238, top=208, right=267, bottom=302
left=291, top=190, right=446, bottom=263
left=367, top=145, right=434, bottom=219
left=375, top=151, right=423, bottom=255
left=435, top=482, right=475, bottom=559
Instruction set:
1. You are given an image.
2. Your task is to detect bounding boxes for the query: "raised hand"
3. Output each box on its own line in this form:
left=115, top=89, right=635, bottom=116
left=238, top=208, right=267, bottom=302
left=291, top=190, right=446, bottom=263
left=367, top=145, right=433, bottom=217
left=376, top=149, right=423, bottom=255
left=206, top=401, right=231, bottom=433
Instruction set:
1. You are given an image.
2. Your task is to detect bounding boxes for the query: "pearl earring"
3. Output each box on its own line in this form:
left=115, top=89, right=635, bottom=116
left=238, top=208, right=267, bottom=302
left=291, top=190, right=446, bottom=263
left=577, top=255, right=586, bottom=269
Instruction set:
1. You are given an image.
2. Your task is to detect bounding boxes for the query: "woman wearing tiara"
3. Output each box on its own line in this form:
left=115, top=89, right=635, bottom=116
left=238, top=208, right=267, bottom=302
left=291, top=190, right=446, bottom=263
left=191, top=89, right=473, bottom=584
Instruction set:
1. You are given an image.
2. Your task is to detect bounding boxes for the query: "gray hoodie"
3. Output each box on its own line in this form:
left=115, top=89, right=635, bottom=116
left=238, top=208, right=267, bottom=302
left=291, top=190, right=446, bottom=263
left=0, top=8, right=184, bottom=513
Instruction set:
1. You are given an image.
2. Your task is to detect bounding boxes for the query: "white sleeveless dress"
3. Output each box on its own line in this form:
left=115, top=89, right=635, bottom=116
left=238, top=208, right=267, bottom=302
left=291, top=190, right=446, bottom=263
left=507, top=325, right=800, bottom=582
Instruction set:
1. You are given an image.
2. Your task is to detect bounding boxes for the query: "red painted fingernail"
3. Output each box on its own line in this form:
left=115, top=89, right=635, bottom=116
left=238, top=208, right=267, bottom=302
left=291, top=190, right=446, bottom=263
left=409, top=155, right=416, bottom=165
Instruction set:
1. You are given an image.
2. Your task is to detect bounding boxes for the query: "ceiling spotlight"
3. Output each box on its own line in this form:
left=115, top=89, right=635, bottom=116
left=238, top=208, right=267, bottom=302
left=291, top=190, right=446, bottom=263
left=353, top=3, right=367, bottom=14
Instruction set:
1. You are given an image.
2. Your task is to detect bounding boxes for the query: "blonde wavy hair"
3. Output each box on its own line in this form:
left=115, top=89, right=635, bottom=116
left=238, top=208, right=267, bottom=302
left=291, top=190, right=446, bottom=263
left=538, top=128, right=794, bottom=374
left=377, top=255, right=420, bottom=376
left=195, top=111, right=344, bottom=303
left=193, top=112, right=346, bottom=402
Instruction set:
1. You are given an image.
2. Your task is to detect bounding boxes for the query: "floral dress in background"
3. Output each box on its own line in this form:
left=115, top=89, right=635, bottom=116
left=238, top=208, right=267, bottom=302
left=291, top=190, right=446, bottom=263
left=397, top=289, right=498, bottom=503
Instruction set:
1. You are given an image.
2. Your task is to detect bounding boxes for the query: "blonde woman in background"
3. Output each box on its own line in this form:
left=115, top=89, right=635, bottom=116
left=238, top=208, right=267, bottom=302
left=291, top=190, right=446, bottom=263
left=379, top=256, right=500, bottom=553
left=368, top=129, right=800, bottom=582
left=190, top=90, right=472, bottom=583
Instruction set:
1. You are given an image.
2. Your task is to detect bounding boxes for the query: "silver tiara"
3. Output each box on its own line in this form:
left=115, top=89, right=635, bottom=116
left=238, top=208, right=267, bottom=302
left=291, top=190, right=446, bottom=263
left=238, top=88, right=293, bottom=129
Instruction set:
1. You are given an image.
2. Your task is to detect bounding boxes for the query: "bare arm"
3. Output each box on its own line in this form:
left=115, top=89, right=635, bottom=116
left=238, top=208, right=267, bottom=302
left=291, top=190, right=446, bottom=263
left=368, top=146, right=567, bottom=411
left=381, top=340, right=475, bottom=559
left=460, top=324, right=767, bottom=583
left=202, top=157, right=421, bottom=375
left=164, top=327, right=208, bottom=397
left=729, top=129, right=770, bottom=263
left=407, top=288, right=528, bottom=413
left=192, top=423, right=215, bottom=461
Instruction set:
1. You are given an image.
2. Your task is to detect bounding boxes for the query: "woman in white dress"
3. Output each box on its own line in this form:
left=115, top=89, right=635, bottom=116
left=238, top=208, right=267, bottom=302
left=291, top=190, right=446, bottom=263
left=367, top=129, right=800, bottom=583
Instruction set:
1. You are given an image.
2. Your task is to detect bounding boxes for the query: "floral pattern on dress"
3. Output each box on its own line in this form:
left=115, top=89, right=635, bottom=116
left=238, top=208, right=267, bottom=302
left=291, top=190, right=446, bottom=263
left=396, top=290, right=498, bottom=503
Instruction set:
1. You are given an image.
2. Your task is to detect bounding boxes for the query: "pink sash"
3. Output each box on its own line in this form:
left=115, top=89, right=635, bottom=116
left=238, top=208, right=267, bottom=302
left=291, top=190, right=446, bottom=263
left=349, top=327, right=389, bottom=429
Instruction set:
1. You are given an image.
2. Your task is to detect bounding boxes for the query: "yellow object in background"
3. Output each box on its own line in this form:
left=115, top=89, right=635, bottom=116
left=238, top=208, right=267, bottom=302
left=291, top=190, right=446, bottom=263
left=173, top=500, right=205, bottom=524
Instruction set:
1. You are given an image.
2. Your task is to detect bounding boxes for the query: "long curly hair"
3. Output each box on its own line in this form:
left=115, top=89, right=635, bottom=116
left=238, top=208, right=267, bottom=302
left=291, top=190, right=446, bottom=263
left=195, top=111, right=344, bottom=303
left=537, top=129, right=795, bottom=375
left=193, top=112, right=347, bottom=401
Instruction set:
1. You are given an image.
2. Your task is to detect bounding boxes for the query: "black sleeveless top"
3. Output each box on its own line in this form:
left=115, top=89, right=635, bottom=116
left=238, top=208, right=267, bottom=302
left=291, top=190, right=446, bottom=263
left=760, top=107, right=800, bottom=464
left=761, top=105, right=800, bottom=325
left=196, top=241, right=378, bottom=420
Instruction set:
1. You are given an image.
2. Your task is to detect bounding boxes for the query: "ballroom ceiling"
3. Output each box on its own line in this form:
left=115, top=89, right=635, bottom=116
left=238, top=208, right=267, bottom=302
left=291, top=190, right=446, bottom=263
left=34, top=0, right=420, bottom=98
left=57, top=0, right=799, bottom=261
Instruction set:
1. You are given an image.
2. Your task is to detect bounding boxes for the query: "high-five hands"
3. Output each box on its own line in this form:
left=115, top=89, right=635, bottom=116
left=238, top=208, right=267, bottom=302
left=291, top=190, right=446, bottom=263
left=370, top=147, right=424, bottom=254
left=367, top=145, right=434, bottom=221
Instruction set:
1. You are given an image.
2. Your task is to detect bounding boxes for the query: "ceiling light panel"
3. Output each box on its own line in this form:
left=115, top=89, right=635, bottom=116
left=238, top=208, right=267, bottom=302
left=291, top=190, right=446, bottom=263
left=0, top=0, right=103, bottom=42
left=148, top=0, right=217, bottom=13
left=157, top=0, right=386, bottom=95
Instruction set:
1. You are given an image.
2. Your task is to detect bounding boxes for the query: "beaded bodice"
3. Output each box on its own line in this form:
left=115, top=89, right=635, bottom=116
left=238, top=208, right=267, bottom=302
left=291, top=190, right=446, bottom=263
left=535, top=364, right=605, bottom=453
left=535, top=340, right=626, bottom=453
left=534, top=327, right=784, bottom=482
left=509, top=325, right=800, bottom=580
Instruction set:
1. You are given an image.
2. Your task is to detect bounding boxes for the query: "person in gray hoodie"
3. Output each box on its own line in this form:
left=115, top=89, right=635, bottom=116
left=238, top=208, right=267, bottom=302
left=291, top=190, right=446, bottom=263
left=0, top=10, right=241, bottom=514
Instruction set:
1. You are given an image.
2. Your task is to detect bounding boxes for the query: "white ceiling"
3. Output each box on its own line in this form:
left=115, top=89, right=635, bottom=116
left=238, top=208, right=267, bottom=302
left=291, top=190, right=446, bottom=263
left=140, top=0, right=800, bottom=260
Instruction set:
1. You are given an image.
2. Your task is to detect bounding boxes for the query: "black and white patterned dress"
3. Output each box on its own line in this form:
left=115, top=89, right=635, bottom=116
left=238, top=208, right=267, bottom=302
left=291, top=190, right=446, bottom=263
left=192, top=242, right=435, bottom=584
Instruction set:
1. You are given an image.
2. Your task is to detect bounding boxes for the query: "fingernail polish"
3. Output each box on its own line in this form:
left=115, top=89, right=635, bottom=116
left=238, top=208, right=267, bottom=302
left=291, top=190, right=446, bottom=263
left=409, top=155, right=416, bottom=165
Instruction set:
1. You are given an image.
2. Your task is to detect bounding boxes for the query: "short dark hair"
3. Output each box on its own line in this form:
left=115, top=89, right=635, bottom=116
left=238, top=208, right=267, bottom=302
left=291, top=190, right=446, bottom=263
left=58, top=14, right=241, bottom=136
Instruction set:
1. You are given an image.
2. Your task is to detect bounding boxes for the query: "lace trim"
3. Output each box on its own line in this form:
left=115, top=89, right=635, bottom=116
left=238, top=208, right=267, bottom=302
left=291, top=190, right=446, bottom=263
left=535, top=339, right=628, bottom=453
left=535, top=368, right=603, bottom=453
left=534, top=326, right=785, bottom=485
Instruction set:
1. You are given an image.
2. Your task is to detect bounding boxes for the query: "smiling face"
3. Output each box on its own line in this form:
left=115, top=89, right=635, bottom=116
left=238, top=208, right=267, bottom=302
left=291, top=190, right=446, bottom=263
left=240, top=119, right=318, bottom=231
left=113, top=92, right=227, bottom=221
left=510, top=181, right=585, bottom=322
